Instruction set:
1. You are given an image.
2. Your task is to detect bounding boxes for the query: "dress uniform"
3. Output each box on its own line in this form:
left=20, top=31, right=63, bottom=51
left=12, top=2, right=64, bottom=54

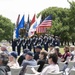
left=12, top=39, right=17, bottom=51
left=17, top=39, right=22, bottom=55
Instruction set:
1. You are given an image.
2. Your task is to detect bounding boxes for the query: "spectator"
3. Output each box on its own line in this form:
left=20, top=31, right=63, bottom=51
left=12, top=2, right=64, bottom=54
left=40, top=53, right=59, bottom=75
left=69, top=45, right=75, bottom=55
left=48, top=44, right=54, bottom=54
left=61, top=46, right=71, bottom=62
left=0, top=53, right=10, bottom=75
left=34, top=45, right=42, bottom=60
left=1, top=45, right=9, bottom=55
left=54, top=46, right=62, bottom=58
left=20, top=51, right=37, bottom=75
left=33, top=53, right=59, bottom=75
left=37, top=50, right=48, bottom=72
left=61, top=46, right=71, bottom=71
left=18, top=48, right=30, bottom=66
left=8, top=51, right=19, bottom=68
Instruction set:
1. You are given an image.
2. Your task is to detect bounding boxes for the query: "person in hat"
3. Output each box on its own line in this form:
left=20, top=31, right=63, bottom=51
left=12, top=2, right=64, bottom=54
left=20, top=51, right=37, bottom=75
left=34, top=45, right=42, bottom=60
left=8, top=51, right=19, bottom=68
left=18, top=48, right=30, bottom=66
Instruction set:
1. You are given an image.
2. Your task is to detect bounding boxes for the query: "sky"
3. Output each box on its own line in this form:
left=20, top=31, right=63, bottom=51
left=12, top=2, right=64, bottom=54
left=0, top=0, right=74, bottom=23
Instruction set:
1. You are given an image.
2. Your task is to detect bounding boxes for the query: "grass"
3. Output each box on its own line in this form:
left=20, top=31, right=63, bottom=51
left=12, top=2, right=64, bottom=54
left=0, top=42, right=65, bottom=55
left=60, top=48, right=64, bottom=54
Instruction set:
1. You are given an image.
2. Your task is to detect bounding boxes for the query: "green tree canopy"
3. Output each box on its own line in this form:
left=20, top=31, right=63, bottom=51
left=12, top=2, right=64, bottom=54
left=68, top=1, right=75, bottom=41
left=38, top=7, right=70, bottom=42
left=0, top=15, right=14, bottom=41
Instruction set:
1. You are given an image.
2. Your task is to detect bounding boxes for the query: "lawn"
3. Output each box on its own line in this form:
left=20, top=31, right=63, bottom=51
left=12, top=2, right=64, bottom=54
left=0, top=42, right=65, bottom=55
left=60, top=47, right=64, bottom=54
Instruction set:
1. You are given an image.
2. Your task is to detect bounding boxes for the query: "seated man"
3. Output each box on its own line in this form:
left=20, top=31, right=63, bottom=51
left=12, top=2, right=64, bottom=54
left=0, top=53, right=10, bottom=75
left=1, top=45, right=9, bottom=55
left=19, top=51, right=37, bottom=75
left=18, top=49, right=30, bottom=66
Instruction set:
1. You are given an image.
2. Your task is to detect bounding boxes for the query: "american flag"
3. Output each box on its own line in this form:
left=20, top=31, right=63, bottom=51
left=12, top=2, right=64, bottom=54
left=36, top=26, right=47, bottom=33
left=36, top=15, right=52, bottom=33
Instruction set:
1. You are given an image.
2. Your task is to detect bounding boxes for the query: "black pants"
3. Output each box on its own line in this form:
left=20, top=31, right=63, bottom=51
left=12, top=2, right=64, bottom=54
left=12, top=46, right=16, bottom=51
left=17, top=46, right=21, bottom=55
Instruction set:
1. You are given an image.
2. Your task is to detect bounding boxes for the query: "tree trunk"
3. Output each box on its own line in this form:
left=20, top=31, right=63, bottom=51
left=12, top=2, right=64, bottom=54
left=61, top=41, right=63, bottom=46
left=72, top=41, right=74, bottom=45
left=67, top=41, right=69, bottom=46
left=64, top=41, right=67, bottom=45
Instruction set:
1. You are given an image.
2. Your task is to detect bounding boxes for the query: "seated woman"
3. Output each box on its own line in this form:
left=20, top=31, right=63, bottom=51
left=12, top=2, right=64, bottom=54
left=61, top=46, right=71, bottom=62
left=54, top=46, right=62, bottom=62
left=37, top=50, right=48, bottom=72
left=60, top=46, right=71, bottom=71
left=33, top=53, right=59, bottom=75
left=8, top=51, right=19, bottom=68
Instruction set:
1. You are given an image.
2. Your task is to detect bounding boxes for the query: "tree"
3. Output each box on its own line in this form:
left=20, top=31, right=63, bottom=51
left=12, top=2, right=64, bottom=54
left=0, top=15, right=14, bottom=41
left=37, top=7, right=70, bottom=45
left=68, top=1, right=75, bottom=44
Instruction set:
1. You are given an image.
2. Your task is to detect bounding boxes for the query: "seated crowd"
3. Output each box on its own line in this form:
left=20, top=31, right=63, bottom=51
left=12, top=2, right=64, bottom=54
left=0, top=44, right=75, bottom=75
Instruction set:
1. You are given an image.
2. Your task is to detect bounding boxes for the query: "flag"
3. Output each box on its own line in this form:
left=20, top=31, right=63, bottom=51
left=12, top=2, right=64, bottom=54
left=16, top=15, right=25, bottom=38
left=28, top=15, right=41, bottom=37
left=39, top=15, right=52, bottom=27
left=36, top=26, right=47, bottom=33
left=13, top=28, right=16, bottom=39
left=16, top=14, right=20, bottom=27
left=36, top=15, right=52, bottom=33
left=30, top=14, right=36, bottom=26
left=26, top=14, right=30, bottom=31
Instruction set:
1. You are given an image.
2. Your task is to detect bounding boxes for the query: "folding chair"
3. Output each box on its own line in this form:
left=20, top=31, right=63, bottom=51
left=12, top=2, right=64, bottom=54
left=58, top=62, right=65, bottom=71
left=10, top=67, right=22, bottom=75
left=43, top=64, right=49, bottom=69
left=47, top=71, right=63, bottom=75
left=68, top=61, right=75, bottom=69
left=69, top=68, right=75, bottom=75
left=25, top=65, right=40, bottom=74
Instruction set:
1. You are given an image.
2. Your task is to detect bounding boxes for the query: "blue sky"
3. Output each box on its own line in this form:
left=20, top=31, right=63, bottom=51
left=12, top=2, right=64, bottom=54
left=0, top=0, right=74, bottom=23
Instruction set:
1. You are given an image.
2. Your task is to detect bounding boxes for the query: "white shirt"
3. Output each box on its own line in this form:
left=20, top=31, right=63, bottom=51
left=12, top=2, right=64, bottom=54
left=41, top=64, right=59, bottom=75
left=71, top=50, right=75, bottom=55
left=8, top=61, right=19, bottom=68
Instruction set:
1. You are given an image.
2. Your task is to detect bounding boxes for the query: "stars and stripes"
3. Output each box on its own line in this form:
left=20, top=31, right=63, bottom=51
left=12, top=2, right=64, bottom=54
left=36, top=15, right=52, bottom=33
